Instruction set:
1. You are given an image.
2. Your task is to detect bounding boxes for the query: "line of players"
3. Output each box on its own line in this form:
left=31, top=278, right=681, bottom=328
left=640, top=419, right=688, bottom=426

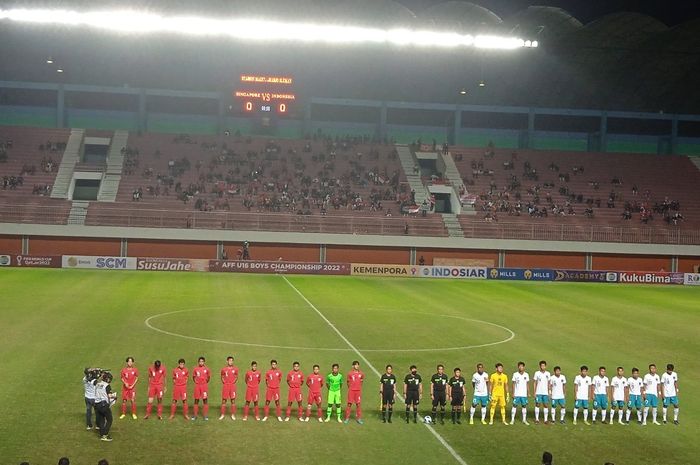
left=117, top=356, right=366, bottom=423
left=111, top=356, right=680, bottom=427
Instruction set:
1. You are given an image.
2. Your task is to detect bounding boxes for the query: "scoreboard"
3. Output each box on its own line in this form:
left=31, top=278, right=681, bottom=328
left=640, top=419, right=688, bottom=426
left=234, top=74, right=295, bottom=116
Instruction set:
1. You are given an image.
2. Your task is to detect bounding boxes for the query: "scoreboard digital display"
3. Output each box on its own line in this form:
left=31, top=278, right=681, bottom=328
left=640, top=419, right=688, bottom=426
left=234, top=74, right=295, bottom=116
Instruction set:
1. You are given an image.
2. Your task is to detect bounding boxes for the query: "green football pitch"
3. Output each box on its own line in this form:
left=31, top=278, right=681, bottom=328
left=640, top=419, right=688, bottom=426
left=1, top=268, right=698, bottom=465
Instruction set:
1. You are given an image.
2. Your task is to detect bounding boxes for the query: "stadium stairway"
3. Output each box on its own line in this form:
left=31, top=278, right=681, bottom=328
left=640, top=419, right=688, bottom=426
left=97, top=130, right=128, bottom=202
left=396, top=145, right=430, bottom=203
left=690, top=156, right=700, bottom=173
left=67, top=200, right=90, bottom=225
left=50, top=128, right=85, bottom=199
left=442, top=151, right=476, bottom=215
left=441, top=213, right=464, bottom=237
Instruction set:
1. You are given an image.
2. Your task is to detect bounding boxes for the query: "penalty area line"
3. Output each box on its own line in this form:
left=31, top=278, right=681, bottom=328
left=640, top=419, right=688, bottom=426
left=281, top=275, right=469, bottom=465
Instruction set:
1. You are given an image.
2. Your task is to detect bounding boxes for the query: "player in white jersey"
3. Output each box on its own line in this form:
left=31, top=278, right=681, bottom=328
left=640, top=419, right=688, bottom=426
left=532, top=360, right=551, bottom=424
left=549, top=366, right=567, bottom=424
left=573, top=365, right=592, bottom=425
left=591, top=366, right=610, bottom=423
left=510, top=361, right=530, bottom=425
left=470, top=363, right=489, bottom=425
left=626, top=367, right=644, bottom=424
left=661, top=363, right=679, bottom=425
left=610, top=367, right=628, bottom=425
left=642, top=363, right=661, bottom=425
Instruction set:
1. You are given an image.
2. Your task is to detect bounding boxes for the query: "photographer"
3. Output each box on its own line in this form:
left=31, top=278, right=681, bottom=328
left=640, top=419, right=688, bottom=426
left=82, top=368, right=97, bottom=430
left=94, top=372, right=116, bottom=441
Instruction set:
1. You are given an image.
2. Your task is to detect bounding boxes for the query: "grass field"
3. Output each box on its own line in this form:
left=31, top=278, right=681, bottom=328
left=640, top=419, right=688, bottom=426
left=1, top=268, right=698, bottom=465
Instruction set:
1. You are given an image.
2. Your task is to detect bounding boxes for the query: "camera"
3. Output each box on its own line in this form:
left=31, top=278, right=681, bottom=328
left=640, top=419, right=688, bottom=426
left=84, top=367, right=111, bottom=382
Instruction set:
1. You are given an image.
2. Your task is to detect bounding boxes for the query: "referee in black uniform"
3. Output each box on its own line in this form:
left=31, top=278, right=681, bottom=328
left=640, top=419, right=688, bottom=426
left=448, top=368, right=467, bottom=424
left=379, top=365, right=397, bottom=423
left=93, top=372, right=114, bottom=441
left=430, top=364, right=449, bottom=424
left=403, top=365, right=422, bottom=423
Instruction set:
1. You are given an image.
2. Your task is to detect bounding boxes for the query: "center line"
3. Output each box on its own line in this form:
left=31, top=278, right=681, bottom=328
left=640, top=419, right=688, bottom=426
left=282, top=275, right=469, bottom=465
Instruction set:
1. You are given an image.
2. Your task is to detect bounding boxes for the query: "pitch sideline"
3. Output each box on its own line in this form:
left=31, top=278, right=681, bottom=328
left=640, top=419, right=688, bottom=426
left=282, top=275, right=469, bottom=465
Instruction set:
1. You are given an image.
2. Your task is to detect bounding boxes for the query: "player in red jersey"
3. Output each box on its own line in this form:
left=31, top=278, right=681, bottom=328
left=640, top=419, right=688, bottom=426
left=191, top=356, right=211, bottom=421
left=264, top=359, right=284, bottom=421
left=219, top=355, right=239, bottom=421
left=119, top=356, right=139, bottom=420
left=144, top=360, right=166, bottom=420
left=345, top=360, right=366, bottom=424
left=305, top=364, right=325, bottom=422
left=169, top=358, right=190, bottom=420
left=285, top=361, right=305, bottom=421
left=243, top=361, right=262, bottom=421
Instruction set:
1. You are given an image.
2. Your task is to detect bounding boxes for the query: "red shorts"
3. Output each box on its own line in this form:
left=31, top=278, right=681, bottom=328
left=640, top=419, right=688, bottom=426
left=307, top=391, right=322, bottom=405
left=173, top=385, right=188, bottom=401
left=121, top=387, right=136, bottom=401
left=245, top=388, right=259, bottom=403
left=266, top=388, right=280, bottom=402
left=221, top=385, right=237, bottom=400
left=194, top=384, right=208, bottom=400
left=148, top=385, right=164, bottom=399
left=349, top=390, right=362, bottom=404
left=288, top=387, right=303, bottom=403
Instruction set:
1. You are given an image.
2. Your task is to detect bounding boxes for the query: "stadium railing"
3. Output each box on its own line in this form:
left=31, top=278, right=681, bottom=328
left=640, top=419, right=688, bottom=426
left=2, top=204, right=699, bottom=244
left=461, top=222, right=700, bottom=245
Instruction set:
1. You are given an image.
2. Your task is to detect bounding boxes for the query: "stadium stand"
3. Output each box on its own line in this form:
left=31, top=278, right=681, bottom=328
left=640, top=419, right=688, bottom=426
left=451, top=145, right=700, bottom=242
left=83, top=133, right=448, bottom=236
left=0, top=126, right=72, bottom=224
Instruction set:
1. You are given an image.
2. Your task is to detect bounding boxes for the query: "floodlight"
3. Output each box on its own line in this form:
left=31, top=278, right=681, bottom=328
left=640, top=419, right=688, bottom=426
left=0, top=8, right=536, bottom=50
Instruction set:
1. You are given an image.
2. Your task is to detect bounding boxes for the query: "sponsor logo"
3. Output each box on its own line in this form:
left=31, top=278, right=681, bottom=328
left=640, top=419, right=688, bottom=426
left=617, top=272, right=683, bottom=285
left=420, top=266, right=487, bottom=279
left=62, top=256, right=136, bottom=270
left=351, top=264, right=411, bottom=276
left=554, top=270, right=609, bottom=282
left=14, top=255, right=61, bottom=268
left=684, top=273, right=700, bottom=286
left=606, top=272, right=618, bottom=282
left=137, top=258, right=192, bottom=272
left=487, top=268, right=553, bottom=281
left=0, top=255, right=10, bottom=266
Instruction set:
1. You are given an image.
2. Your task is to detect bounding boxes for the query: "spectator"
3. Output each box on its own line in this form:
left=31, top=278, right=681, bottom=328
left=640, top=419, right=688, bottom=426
left=418, top=256, right=425, bottom=266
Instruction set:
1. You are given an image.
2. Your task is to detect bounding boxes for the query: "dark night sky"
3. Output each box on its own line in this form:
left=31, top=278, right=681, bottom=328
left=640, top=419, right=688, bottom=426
left=398, top=0, right=700, bottom=26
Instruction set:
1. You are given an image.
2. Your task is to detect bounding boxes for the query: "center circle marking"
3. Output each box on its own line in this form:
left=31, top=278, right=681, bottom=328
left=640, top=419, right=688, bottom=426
left=145, top=306, right=515, bottom=352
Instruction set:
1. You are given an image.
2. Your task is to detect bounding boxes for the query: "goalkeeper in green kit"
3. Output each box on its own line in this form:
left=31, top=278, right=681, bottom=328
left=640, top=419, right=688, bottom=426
left=325, top=363, right=343, bottom=422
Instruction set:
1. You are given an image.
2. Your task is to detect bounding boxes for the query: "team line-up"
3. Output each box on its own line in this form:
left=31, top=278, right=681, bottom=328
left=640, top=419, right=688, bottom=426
left=96, top=357, right=680, bottom=426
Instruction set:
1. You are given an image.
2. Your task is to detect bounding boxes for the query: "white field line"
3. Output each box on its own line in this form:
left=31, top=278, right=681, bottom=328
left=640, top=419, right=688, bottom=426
left=282, top=275, right=469, bottom=465
left=144, top=306, right=515, bottom=353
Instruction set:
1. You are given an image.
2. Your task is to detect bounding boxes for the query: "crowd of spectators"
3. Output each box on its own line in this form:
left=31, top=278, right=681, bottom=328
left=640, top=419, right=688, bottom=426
left=124, top=132, right=417, bottom=218
left=463, top=143, right=686, bottom=226
left=0, top=137, right=59, bottom=195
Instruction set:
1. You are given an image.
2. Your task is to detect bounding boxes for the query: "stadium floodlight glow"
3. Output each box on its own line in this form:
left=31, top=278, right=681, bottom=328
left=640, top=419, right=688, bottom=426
left=0, top=8, right=536, bottom=50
